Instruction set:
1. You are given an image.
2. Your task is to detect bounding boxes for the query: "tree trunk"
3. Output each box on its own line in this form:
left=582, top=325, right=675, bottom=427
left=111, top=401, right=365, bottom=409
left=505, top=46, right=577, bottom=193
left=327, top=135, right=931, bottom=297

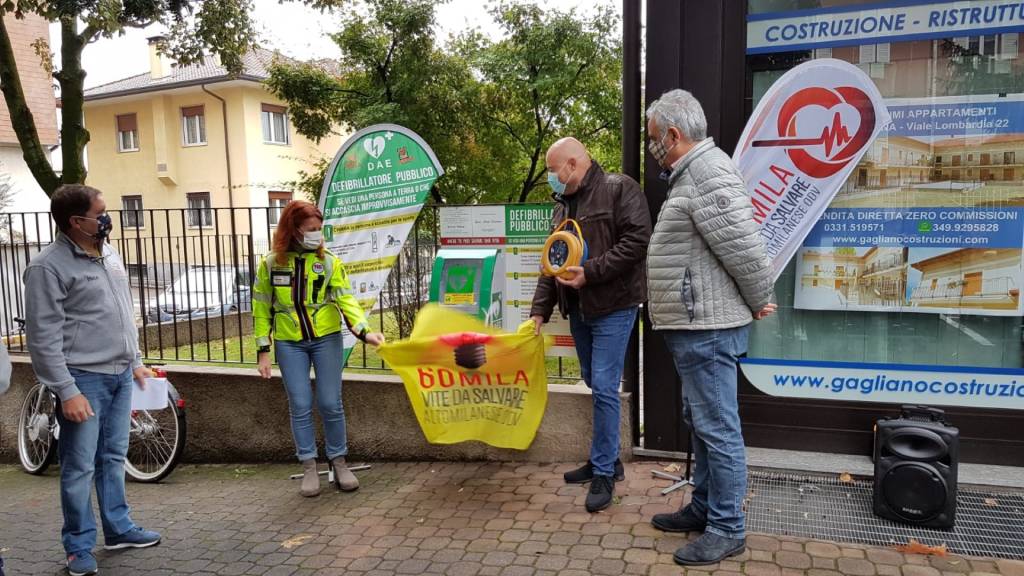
left=517, top=147, right=542, bottom=203
left=57, top=16, right=90, bottom=185
left=0, top=12, right=60, bottom=195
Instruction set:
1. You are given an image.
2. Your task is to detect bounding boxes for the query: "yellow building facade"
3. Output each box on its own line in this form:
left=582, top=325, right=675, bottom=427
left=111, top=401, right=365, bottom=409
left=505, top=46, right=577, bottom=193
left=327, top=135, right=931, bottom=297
left=82, top=38, right=343, bottom=261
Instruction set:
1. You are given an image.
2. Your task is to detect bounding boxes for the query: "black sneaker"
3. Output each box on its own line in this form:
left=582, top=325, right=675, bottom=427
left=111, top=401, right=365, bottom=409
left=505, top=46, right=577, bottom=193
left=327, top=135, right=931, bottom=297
left=673, top=532, right=746, bottom=566
left=585, top=475, right=615, bottom=512
left=651, top=504, right=708, bottom=533
left=563, top=459, right=625, bottom=484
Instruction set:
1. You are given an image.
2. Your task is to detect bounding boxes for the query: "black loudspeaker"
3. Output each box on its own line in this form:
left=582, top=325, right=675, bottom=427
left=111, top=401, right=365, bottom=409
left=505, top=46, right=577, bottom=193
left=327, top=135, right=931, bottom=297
left=873, top=405, right=959, bottom=530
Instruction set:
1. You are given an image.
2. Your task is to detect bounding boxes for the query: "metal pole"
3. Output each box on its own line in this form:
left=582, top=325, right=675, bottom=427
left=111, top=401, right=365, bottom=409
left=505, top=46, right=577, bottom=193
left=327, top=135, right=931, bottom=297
left=622, top=0, right=643, bottom=448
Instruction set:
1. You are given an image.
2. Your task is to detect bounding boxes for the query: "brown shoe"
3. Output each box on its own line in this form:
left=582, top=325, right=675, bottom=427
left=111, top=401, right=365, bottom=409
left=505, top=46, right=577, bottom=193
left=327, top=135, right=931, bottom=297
left=300, top=459, right=321, bottom=497
left=332, top=457, right=359, bottom=492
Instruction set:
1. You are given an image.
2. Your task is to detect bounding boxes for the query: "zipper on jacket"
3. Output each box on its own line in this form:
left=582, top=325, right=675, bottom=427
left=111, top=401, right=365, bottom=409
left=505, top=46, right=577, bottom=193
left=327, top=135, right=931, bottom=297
left=293, top=256, right=315, bottom=340
left=100, top=253, right=132, bottom=361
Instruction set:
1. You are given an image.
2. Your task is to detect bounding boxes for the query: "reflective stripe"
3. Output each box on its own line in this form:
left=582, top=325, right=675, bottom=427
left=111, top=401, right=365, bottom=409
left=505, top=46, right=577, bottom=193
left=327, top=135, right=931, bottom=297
left=322, top=255, right=334, bottom=290
left=272, top=300, right=296, bottom=313
left=253, top=293, right=273, bottom=304
left=255, top=336, right=271, bottom=347
left=265, top=252, right=280, bottom=272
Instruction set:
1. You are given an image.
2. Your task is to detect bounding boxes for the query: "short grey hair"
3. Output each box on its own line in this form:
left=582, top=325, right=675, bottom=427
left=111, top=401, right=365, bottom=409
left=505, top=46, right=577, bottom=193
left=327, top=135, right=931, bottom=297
left=646, top=89, right=707, bottom=143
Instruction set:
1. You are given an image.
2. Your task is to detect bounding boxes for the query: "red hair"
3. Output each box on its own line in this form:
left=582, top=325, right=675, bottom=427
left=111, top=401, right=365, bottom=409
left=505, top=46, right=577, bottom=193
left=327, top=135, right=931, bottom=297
left=272, top=200, right=325, bottom=265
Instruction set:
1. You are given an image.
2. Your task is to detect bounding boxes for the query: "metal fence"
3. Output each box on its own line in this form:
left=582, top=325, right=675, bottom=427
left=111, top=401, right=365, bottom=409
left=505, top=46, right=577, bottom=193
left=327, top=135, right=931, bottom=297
left=0, top=207, right=578, bottom=380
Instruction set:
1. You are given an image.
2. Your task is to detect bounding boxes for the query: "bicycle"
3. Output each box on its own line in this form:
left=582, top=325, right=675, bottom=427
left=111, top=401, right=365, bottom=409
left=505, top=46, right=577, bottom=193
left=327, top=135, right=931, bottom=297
left=13, top=317, right=188, bottom=483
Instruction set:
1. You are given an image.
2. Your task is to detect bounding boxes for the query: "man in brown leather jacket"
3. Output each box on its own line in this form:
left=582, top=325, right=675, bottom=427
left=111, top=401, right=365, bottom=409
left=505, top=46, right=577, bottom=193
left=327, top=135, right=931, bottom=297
left=530, top=137, right=651, bottom=513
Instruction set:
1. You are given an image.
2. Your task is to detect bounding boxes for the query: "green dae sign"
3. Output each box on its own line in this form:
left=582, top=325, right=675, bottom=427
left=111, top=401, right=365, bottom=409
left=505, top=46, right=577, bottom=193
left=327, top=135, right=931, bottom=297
left=318, top=124, right=444, bottom=359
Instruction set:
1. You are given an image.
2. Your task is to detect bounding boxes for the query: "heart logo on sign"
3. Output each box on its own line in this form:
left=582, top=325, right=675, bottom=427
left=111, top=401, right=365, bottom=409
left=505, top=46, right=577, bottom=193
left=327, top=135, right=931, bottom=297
left=752, top=86, right=875, bottom=179
left=363, top=136, right=386, bottom=159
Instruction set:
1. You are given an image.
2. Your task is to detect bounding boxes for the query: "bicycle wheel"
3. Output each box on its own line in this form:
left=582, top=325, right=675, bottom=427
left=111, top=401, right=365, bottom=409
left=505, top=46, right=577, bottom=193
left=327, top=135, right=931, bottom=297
left=124, top=392, right=186, bottom=483
left=17, top=383, right=58, bottom=475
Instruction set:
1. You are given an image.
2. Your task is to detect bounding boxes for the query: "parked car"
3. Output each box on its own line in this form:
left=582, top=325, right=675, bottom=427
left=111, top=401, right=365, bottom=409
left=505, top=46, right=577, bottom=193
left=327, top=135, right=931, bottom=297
left=146, top=266, right=252, bottom=324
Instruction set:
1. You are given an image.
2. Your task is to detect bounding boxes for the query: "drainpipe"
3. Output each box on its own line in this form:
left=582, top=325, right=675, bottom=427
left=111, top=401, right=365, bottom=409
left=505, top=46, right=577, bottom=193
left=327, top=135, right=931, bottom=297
left=201, top=83, right=243, bottom=290
left=201, top=84, right=233, bottom=209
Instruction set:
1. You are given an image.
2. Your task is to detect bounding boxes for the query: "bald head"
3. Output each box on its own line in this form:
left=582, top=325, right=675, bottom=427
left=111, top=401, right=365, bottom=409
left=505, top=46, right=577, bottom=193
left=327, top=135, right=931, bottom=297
left=546, top=137, right=592, bottom=196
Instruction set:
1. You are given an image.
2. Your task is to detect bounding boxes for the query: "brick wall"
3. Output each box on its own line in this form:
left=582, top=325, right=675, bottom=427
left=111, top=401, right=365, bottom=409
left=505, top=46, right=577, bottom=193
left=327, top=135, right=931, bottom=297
left=0, top=14, right=57, bottom=146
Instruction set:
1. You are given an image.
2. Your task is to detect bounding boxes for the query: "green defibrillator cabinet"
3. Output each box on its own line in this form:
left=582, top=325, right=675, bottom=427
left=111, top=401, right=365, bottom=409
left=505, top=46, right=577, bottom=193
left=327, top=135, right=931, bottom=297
left=429, top=248, right=504, bottom=327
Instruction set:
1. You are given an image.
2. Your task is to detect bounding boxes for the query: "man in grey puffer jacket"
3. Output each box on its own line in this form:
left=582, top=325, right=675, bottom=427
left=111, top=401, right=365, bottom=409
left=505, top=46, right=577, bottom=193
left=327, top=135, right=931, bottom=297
left=644, top=90, right=776, bottom=566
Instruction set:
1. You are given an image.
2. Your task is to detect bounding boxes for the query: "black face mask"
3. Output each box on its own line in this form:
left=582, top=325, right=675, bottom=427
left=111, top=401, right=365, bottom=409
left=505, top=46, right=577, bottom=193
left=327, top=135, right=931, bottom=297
left=78, top=213, right=113, bottom=240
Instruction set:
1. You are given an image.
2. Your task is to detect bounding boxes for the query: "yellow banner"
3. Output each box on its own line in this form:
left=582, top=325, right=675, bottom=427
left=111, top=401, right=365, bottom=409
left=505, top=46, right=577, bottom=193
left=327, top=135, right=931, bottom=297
left=378, top=304, right=549, bottom=450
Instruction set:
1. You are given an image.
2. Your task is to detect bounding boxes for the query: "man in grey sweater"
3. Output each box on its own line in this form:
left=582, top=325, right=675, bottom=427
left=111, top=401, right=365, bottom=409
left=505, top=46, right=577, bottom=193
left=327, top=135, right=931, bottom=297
left=24, top=185, right=161, bottom=576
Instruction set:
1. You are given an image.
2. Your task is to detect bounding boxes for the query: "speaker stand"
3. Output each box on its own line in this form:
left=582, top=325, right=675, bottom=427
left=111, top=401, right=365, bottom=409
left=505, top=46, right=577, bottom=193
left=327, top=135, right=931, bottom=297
left=288, top=462, right=372, bottom=483
left=651, top=430, right=695, bottom=495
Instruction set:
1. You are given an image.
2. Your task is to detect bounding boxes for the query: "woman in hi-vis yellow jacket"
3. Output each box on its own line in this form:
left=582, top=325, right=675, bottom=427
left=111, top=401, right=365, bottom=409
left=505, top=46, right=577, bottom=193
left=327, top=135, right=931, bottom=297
left=253, top=201, right=384, bottom=497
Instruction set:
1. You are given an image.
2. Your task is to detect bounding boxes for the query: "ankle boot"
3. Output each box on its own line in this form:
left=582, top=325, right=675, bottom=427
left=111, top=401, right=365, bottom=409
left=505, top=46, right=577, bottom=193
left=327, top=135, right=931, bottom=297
left=300, top=459, right=321, bottom=497
left=331, top=457, right=359, bottom=492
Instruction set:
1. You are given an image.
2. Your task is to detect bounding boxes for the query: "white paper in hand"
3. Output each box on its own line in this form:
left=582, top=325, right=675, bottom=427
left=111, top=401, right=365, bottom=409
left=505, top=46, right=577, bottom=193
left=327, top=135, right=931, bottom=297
left=132, top=377, right=169, bottom=411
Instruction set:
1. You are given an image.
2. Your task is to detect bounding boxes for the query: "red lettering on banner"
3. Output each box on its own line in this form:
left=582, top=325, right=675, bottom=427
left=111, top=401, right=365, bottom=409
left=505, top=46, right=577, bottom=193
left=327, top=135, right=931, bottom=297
left=552, top=335, right=575, bottom=347
left=417, top=367, right=532, bottom=388
left=751, top=164, right=797, bottom=224
left=439, top=368, right=456, bottom=388
left=770, top=164, right=795, bottom=186
left=514, top=370, right=529, bottom=387
left=752, top=197, right=773, bottom=224
left=418, top=368, right=435, bottom=389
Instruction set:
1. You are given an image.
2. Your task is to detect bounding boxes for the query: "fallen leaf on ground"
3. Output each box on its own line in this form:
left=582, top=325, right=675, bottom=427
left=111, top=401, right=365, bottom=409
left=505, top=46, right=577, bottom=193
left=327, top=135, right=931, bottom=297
left=984, top=498, right=999, bottom=507
left=664, top=463, right=682, bottom=473
left=281, top=535, right=313, bottom=550
left=838, top=472, right=854, bottom=483
left=893, top=539, right=948, bottom=556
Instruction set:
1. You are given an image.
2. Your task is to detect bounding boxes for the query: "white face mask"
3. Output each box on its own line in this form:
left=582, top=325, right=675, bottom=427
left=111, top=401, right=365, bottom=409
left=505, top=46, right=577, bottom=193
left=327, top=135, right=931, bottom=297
left=300, top=230, right=323, bottom=250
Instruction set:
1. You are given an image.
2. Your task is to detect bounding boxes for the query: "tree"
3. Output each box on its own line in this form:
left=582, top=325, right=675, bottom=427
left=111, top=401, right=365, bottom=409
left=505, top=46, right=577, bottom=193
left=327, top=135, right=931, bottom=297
left=938, top=39, right=1024, bottom=97
left=458, top=2, right=622, bottom=203
left=268, top=0, right=506, bottom=205
left=269, top=0, right=623, bottom=205
left=0, top=0, right=345, bottom=197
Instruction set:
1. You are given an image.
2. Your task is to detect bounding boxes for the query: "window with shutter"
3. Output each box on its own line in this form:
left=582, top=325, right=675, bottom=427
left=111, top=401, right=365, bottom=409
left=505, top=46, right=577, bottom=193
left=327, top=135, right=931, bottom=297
left=268, top=191, right=293, bottom=225
left=181, top=106, right=207, bottom=146
left=116, top=114, right=139, bottom=152
left=121, top=196, right=144, bottom=229
left=187, top=192, right=213, bottom=227
left=261, top=104, right=290, bottom=144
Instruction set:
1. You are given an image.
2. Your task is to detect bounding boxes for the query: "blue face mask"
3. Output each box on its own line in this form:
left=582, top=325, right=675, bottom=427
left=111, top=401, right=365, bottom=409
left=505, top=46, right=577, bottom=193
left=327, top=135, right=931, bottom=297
left=548, top=171, right=567, bottom=198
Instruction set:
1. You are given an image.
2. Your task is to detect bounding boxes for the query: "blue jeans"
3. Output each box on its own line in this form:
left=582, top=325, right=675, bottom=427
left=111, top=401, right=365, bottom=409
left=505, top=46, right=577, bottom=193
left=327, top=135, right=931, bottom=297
left=662, top=325, right=750, bottom=539
left=56, top=367, right=137, bottom=555
left=569, top=306, right=637, bottom=477
left=275, top=332, right=348, bottom=462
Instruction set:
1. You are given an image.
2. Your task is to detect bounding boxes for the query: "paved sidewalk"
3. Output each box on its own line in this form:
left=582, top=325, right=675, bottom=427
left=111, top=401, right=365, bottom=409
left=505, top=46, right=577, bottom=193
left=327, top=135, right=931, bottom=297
left=1, top=462, right=1021, bottom=576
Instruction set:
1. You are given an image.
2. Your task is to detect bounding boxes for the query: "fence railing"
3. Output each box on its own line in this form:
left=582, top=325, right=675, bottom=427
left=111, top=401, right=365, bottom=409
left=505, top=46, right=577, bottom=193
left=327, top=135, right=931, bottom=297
left=0, top=207, right=576, bottom=380
left=909, top=276, right=1018, bottom=302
